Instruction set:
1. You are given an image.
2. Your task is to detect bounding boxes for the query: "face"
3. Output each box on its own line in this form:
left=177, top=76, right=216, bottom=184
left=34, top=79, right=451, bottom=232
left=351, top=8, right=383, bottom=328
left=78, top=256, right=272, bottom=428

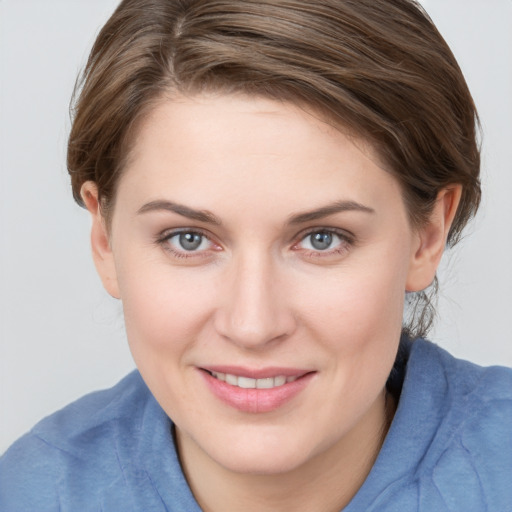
left=86, top=94, right=444, bottom=476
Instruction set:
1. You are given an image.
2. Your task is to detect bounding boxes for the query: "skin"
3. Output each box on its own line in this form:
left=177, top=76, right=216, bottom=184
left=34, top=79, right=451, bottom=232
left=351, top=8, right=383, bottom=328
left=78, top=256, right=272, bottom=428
left=82, top=94, right=460, bottom=512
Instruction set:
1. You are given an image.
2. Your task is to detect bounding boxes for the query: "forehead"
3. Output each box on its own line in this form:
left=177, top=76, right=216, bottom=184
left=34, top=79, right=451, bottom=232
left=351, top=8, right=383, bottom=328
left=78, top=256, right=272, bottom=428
left=116, top=93, right=406, bottom=222
left=131, top=93, right=359, bottom=161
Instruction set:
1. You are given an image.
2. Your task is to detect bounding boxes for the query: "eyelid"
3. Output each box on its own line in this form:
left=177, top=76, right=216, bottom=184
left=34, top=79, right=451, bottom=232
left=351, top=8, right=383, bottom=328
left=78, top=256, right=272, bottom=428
left=157, top=226, right=206, bottom=240
left=156, top=227, right=221, bottom=258
left=155, top=226, right=355, bottom=259
left=292, top=226, right=355, bottom=246
left=290, top=227, right=355, bottom=258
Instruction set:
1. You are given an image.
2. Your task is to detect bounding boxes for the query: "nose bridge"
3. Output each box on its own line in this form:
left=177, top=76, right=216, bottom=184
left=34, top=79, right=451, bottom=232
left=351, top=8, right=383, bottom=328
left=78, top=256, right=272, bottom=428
left=214, top=247, right=294, bottom=348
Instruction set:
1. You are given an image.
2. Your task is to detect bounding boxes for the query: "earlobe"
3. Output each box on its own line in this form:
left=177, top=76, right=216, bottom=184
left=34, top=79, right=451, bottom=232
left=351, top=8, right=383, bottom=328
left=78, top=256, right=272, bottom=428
left=406, top=185, right=462, bottom=292
left=80, top=182, right=120, bottom=299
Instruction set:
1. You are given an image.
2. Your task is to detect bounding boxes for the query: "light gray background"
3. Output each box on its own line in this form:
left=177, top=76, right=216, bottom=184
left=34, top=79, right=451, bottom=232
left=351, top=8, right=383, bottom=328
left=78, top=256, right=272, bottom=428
left=1, top=0, right=511, bottom=453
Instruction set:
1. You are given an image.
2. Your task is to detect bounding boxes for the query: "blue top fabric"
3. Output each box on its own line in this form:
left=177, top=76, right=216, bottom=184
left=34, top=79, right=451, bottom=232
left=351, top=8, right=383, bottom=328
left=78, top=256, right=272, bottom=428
left=1, top=339, right=511, bottom=511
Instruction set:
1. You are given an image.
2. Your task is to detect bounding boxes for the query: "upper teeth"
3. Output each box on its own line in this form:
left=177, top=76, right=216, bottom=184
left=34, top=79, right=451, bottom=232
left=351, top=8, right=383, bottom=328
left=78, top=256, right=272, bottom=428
left=211, top=372, right=298, bottom=389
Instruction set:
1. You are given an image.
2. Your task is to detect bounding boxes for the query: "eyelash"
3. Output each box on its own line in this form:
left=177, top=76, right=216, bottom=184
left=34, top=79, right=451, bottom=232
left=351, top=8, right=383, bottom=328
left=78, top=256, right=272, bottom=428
left=292, top=228, right=354, bottom=258
left=155, top=227, right=355, bottom=260
left=155, top=228, right=216, bottom=259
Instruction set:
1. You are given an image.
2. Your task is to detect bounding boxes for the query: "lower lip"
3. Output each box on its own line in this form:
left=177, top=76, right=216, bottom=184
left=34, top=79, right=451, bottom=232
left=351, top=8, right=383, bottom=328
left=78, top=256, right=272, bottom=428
left=200, top=370, right=315, bottom=413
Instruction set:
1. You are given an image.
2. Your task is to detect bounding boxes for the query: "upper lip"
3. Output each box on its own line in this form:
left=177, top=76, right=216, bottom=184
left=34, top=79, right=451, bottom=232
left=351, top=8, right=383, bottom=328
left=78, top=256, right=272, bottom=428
left=200, top=365, right=313, bottom=379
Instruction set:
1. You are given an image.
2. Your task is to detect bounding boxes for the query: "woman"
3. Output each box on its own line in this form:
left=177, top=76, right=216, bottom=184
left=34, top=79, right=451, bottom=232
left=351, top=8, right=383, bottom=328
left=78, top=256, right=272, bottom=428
left=1, top=0, right=511, bottom=510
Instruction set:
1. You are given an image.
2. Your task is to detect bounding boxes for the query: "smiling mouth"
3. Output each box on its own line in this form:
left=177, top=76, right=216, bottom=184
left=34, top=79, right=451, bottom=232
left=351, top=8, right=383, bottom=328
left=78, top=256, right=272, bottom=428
left=201, top=368, right=315, bottom=412
left=206, top=371, right=299, bottom=389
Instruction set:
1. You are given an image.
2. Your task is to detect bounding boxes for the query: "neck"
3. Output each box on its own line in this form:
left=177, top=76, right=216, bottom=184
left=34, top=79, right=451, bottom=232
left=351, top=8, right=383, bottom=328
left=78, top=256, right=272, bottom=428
left=176, top=389, right=395, bottom=512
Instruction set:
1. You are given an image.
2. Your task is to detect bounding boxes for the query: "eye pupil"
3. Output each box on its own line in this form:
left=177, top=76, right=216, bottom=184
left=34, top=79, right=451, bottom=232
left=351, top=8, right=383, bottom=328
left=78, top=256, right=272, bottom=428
left=179, top=232, right=203, bottom=251
left=310, top=232, right=333, bottom=250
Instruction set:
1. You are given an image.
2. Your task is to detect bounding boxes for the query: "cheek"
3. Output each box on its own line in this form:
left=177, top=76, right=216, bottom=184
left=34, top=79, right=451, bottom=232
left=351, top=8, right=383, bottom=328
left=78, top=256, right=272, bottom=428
left=116, top=259, right=218, bottom=358
left=301, top=259, right=408, bottom=344
left=115, top=263, right=219, bottom=418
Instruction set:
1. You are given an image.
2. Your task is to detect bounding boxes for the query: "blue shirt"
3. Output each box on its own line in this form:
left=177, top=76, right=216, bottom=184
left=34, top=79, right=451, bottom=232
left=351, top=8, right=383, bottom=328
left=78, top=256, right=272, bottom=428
left=1, top=339, right=511, bottom=511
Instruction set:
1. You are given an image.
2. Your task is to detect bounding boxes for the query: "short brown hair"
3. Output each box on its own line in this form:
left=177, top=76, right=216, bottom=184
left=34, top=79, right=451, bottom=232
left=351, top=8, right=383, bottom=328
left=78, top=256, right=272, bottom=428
left=67, top=0, right=481, bottom=336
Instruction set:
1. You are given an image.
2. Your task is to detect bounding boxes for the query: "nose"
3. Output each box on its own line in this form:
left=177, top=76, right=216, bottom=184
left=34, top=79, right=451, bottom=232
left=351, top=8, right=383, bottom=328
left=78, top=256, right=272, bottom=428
left=213, top=252, right=296, bottom=350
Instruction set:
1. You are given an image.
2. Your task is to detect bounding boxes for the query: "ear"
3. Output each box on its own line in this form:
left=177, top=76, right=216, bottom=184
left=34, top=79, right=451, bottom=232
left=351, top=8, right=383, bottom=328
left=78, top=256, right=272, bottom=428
left=406, top=185, right=462, bottom=292
left=80, top=182, right=120, bottom=299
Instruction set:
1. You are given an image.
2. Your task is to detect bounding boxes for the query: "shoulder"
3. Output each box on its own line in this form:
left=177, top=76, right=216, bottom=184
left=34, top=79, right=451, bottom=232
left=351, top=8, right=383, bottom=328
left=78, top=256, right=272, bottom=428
left=411, top=339, right=512, bottom=420
left=355, top=340, right=512, bottom=512
left=417, top=337, right=512, bottom=390
left=30, top=370, right=151, bottom=449
left=0, top=371, right=153, bottom=511
left=407, top=340, right=512, bottom=510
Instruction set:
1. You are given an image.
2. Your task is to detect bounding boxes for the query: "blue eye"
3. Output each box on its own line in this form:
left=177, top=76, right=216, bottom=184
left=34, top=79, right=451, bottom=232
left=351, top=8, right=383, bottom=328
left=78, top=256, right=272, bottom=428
left=294, top=228, right=354, bottom=257
left=301, top=231, right=341, bottom=251
left=165, top=231, right=211, bottom=252
left=309, top=232, right=334, bottom=250
left=178, top=232, right=204, bottom=251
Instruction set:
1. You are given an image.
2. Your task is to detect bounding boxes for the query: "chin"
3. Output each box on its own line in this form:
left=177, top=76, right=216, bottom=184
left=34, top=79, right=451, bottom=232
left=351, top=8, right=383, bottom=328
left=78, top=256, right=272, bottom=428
left=195, top=425, right=321, bottom=476
left=217, top=447, right=311, bottom=476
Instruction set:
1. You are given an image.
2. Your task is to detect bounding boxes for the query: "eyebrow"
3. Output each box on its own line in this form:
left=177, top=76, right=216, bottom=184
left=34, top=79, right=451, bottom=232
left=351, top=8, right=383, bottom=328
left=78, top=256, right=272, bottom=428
left=288, top=200, right=375, bottom=224
left=137, top=200, right=222, bottom=225
left=137, top=198, right=374, bottom=226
